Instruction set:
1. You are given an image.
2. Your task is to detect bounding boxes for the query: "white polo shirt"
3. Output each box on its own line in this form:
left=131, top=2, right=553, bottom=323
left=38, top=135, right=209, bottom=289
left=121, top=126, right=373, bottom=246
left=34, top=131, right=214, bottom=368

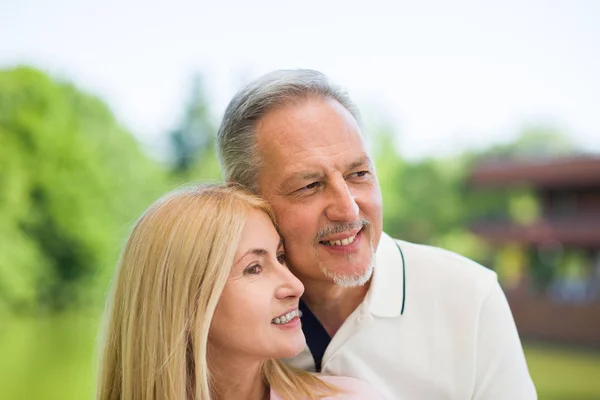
left=285, top=233, right=537, bottom=399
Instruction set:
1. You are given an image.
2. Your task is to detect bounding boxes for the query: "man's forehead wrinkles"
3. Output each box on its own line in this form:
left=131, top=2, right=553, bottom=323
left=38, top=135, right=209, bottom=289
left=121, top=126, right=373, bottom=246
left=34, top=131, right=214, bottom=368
left=283, top=141, right=367, bottom=169
left=264, top=142, right=349, bottom=175
left=281, top=151, right=348, bottom=176
left=293, top=144, right=349, bottom=161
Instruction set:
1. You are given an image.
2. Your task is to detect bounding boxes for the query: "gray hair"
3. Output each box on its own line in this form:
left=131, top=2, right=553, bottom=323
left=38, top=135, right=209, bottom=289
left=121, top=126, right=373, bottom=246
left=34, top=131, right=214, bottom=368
left=216, top=69, right=363, bottom=194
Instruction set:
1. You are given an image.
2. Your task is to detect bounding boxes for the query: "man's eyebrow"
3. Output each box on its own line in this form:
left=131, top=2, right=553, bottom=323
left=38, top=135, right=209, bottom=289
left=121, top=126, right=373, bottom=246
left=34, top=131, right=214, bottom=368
left=279, top=171, right=323, bottom=192
left=346, top=155, right=372, bottom=170
left=277, top=155, right=372, bottom=193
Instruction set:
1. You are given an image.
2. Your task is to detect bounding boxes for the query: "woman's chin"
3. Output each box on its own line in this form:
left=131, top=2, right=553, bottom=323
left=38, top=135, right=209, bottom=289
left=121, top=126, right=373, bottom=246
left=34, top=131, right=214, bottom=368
left=275, top=335, right=307, bottom=359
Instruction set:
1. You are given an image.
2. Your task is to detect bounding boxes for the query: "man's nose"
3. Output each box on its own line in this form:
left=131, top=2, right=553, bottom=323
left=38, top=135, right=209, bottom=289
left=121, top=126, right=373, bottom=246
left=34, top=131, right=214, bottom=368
left=275, top=266, right=305, bottom=300
left=325, top=176, right=360, bottom=222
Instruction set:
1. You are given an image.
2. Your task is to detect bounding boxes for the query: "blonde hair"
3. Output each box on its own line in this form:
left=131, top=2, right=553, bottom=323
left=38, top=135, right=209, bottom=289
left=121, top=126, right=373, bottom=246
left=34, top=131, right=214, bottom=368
left=97, top=184, right=337, bottom=400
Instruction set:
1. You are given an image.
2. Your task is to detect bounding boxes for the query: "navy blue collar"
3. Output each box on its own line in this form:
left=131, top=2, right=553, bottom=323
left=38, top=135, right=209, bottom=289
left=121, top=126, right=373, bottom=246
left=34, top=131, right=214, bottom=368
left=298, top=299, right=329, bottom=372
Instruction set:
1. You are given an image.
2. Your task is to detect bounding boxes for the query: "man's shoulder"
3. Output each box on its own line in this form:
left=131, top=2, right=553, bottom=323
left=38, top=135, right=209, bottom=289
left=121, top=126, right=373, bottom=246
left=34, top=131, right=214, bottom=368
left=385, top=234, right=498, bottom=301
left=396, top=238, right=495, bottom=279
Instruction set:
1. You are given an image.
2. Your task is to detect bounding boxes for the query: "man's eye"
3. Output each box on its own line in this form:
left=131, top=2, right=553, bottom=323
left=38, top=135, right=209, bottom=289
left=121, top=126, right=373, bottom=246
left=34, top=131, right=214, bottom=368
left=302, top=181, right=321, bottom=190
left=276, top=253, right=286, bottom=265
left=244, top=264, right=262, bottom=275
left=351, top=171, right=369, bottom=179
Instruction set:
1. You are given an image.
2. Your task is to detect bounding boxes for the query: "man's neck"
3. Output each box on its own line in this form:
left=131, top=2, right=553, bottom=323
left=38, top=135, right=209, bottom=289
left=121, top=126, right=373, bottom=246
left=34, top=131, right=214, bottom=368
left=208, top=351, right=267, bottom=400
left=301, top=279, right=370, bottom=337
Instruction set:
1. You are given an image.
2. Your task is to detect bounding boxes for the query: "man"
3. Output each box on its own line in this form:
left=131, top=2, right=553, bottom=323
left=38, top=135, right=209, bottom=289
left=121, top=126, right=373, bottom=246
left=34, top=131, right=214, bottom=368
left=216, top=69, right=536, bottom=399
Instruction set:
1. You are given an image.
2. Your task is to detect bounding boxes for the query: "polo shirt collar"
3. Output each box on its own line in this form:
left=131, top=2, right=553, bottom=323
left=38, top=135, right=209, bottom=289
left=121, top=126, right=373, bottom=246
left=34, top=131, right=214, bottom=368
left=367, top=232, right=406, bottom=318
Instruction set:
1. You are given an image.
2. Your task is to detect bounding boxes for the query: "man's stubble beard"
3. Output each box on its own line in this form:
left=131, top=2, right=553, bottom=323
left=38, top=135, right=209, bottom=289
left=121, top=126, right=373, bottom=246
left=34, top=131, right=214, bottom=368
left=323, top=252, right=375, bottom=288
left=314, top=221, right=376, bottom=288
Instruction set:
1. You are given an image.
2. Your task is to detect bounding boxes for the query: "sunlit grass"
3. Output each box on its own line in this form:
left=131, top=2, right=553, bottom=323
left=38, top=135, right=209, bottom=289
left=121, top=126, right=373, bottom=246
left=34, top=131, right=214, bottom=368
left=0, top=312, right=100, bottom=400
left=524, top=342, right=600, bottom=400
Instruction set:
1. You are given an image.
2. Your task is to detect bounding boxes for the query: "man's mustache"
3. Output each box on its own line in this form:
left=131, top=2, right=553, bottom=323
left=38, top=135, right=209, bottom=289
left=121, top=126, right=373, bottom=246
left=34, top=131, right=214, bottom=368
left=315, top=218, right=370, bottom=241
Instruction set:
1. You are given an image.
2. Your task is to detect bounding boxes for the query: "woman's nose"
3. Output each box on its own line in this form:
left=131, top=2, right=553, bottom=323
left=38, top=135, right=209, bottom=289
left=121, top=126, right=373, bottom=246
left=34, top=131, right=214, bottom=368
left=275, top=265, right=304, bottom=300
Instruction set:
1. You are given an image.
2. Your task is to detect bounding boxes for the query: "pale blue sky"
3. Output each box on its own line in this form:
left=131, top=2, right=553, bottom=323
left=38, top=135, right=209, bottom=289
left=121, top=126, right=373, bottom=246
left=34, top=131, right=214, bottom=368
left=1, top=0, right=599, bottom=159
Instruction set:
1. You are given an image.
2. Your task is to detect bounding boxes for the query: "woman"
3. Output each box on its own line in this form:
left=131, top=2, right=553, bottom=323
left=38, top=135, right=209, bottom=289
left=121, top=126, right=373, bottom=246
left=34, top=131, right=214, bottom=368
left=97, top=184, right=382, bottom=400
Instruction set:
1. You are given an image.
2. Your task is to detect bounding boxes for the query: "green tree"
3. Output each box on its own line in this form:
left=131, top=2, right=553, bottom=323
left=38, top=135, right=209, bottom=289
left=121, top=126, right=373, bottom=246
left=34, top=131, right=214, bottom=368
left=477, top=126, right=576, bottom=161
left=169, top=75, right=221, bottom=183
left=0, top=66, right=168, bottom=312
left=374, top=128, right=467, bottom=244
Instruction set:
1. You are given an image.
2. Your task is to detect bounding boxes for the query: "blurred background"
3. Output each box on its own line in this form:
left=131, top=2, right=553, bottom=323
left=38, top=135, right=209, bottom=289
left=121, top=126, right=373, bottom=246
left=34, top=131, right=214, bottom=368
left=1, top=1, right=599, bottom=399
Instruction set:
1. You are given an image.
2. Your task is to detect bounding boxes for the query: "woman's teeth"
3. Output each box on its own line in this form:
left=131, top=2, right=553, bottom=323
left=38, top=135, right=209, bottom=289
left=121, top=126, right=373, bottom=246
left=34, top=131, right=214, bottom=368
left=272, top=309, right=302, bottom=324
left=322, top=234, right=357, bottom=246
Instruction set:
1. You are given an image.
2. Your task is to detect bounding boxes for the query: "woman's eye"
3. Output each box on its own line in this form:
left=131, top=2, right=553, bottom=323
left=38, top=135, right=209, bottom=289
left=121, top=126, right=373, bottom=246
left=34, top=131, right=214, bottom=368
left=244, top=264, right=262, bottom=275
left=276, top=253, right=286, bottom=265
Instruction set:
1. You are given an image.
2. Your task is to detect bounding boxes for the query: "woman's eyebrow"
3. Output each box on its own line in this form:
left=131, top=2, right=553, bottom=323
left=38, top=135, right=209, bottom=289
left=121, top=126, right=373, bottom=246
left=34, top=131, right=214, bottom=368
left=235, top=237, right=283, bottom=265
left=235, top=248, right=267, bottom=265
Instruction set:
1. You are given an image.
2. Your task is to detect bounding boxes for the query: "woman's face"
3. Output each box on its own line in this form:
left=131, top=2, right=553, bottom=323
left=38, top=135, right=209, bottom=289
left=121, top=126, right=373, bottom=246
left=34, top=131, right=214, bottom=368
left=209, top=209, right=306, bottom=361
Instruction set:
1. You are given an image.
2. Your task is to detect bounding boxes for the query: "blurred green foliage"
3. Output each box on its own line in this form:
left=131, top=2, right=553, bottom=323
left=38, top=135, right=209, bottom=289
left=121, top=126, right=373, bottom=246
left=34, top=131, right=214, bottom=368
left=0, top=67, right=225, bottom=314
left=374, top=130, right=505, bottom=263
left=0, top=67, right=169, bottom=311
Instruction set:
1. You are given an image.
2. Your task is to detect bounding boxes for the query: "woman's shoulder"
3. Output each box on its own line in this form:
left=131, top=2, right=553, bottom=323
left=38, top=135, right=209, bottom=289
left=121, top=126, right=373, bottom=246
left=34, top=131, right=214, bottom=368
left=318, top=375, right=384, bottom=399
left=269, top=374, right=384, bottom=400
